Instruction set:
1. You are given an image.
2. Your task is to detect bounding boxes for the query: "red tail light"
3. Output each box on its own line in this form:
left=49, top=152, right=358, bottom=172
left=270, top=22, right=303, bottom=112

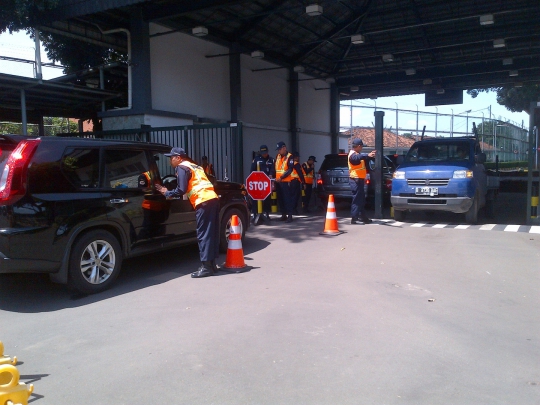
left=385, top=179, right=392, bottom=190
left=0, top=139, right=40, bottom=204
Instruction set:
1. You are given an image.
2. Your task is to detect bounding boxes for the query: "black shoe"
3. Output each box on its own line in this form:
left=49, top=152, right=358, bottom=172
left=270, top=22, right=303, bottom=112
left=191, top=261, right=214, bottom=278
left=286, top=215, right=293, bottom=223
left=279, top=215, right=287, bottom=221
left=211, top=259, right=220, bottom=273
left=361, top=217, right=373, bottom=224
left=351, top=218, right=364, bottom=225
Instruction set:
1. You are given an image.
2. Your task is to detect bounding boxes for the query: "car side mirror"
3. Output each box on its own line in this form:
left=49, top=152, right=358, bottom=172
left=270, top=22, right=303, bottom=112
left=475, top=152, right=486, bottom=164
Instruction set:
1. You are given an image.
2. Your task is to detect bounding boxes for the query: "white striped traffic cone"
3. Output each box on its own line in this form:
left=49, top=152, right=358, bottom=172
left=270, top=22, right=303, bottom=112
left=319, top=194, right=343, bottom=236
left=224, top=215, right=247, bottom=269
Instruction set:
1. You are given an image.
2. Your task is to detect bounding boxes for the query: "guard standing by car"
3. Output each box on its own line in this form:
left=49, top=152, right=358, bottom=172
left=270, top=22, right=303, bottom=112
left=275, top=142, right=305, bottom=223
left=250, top=144, right=275, bottom=221
left=349, top=138, right=376, bottom=225
left=201, top=156, right=215, bottom=177
left=301, top=155, right=316, bottom=213
left=156, top=147, right=220, bottom=278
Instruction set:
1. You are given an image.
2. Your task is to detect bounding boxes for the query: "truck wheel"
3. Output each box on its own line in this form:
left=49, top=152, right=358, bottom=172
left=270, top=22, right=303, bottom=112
left=465, top=193, right=479, bottom=224
left=394, top=209, right=406, bottom=221
left=68, top=230, right=122, bottom=294
left=220, top=208, right=246, bottom=253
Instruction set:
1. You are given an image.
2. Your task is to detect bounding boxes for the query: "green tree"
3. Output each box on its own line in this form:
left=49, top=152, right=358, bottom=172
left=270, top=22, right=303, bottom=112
left=467, top=85, right=540, bottom=115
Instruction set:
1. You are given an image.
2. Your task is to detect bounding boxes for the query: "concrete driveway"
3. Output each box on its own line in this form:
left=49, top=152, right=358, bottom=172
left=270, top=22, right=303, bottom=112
left=1, top=196, right=539, bottom=404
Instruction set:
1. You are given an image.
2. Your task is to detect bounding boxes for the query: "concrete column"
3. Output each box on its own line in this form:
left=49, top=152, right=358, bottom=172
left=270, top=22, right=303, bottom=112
left=330, top=84, right=339, bottom=154
left=229, top=43, right=242, bottom=122
left=374, top=110, right=385, bottom=219
left=288, top=68, right=299, bottom=153
left=130, top=7, right=152, bottom=113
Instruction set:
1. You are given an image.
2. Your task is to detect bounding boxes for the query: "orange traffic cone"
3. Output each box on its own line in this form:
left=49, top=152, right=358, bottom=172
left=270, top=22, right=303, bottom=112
left=319, top=194, right=343, bottom=236
left=222, top=215, right=248, bottom=272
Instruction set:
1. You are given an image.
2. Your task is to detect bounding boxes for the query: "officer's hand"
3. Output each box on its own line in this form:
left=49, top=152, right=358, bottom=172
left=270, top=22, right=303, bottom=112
left=276, top=177, right=282, bottom=183
left=155, top=184, right=167, bottom=195
left=368, top=151, right=376, bottom=158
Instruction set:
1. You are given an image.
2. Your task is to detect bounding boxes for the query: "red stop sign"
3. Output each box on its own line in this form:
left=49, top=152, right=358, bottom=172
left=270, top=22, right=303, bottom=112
left=246, top=171, right=272, bottom=200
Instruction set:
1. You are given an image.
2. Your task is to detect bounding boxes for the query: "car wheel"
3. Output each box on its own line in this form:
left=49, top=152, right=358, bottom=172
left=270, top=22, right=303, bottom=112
left=220, top=208, right=246, bottom=253
left=68, top=230, right=122, bottom=294
left=394, top=209, right=407, bottom=221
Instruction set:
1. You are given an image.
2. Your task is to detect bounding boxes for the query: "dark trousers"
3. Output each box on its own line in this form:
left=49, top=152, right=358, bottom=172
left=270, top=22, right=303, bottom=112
left=302, top=183, right=313, bottom=210
left=276, top=182, right=294, bottom=215
left=349, top=178, right=367, bottom=220
left=290, top=180, right=301, bottom=213
left=195, top=198, right=220, bottom=261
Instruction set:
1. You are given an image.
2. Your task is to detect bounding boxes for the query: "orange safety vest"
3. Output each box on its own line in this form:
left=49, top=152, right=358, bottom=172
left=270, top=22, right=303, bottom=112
left=302, top=162, right=314, bottom=185
left=179, top=161, right=218, bottom=208
left=275, top=152, right=293, bottom=182
left=348, top=150, right=367, bottom=179
left=203, top=163, right=214, bottom=176
left=141, top=171, right=167, bottom=211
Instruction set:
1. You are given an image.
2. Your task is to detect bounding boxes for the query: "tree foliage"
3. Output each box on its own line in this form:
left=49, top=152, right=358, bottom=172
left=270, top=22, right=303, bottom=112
left=467, top=85, right=540, bottom=115
left=0, top=0, right=58, bottom=34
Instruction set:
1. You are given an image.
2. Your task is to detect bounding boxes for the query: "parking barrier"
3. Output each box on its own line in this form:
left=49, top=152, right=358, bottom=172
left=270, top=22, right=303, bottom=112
left=271, top=191, right=278, bottom=213
left=0, top=365, right=33, bottom=405
left=0, top=342, right=17, bottom=366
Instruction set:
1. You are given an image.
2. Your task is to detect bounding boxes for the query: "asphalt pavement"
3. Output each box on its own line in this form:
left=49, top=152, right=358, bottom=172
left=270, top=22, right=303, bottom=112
left=0, top=192, right=539, bottom=405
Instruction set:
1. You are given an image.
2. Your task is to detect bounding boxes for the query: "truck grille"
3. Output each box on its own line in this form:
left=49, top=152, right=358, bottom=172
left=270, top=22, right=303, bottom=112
left=407, top=179, right=450, bottom=186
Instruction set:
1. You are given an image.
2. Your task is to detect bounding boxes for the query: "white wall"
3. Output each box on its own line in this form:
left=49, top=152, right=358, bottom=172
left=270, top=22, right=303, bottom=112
left=150, top=23, right=230, bottom=121
left=298, top=76, right=330, bottom=133
left=144, top=115, right=193, bottom=128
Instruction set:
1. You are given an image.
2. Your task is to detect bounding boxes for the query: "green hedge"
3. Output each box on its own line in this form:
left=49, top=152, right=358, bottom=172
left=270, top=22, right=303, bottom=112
left=484, top=161, right=528, bottom=170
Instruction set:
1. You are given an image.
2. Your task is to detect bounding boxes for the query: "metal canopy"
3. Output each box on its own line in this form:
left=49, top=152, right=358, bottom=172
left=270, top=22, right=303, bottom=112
left=0, top=73, right=123, bottom=124
left=37, top=0, right=540, bottom=102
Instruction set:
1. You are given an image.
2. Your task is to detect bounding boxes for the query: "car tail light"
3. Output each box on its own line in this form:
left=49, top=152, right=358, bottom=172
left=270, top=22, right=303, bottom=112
left=385, top=179, right=392, bottom=190
left=0, top=139, right=40, bottom=205
left=316, top=172, right=322, bottom=185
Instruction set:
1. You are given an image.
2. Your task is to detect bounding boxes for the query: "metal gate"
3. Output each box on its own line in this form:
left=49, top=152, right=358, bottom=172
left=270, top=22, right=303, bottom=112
left=67, top=123, right=244, bottom=183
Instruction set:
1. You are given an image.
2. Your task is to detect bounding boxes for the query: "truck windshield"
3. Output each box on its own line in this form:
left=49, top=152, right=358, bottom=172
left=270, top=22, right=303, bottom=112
left=405, top=142, right=470, bottom=163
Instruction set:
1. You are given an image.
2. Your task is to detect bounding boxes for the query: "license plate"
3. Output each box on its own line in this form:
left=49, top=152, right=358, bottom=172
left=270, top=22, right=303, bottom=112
left=332, top=177, right=346, bottom=184
left=415, top=187, right=438, bottom=196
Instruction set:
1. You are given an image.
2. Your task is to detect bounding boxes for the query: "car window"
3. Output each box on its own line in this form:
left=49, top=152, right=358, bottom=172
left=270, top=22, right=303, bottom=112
left=104, top=149, right=150, bottom=189
left=320, top=156, right=348, bottom=170
left=405, top=142, right=469, bottom=163
left=152, top=151, right=176, bottom=179
left=61, top=148, right=101, bottom=189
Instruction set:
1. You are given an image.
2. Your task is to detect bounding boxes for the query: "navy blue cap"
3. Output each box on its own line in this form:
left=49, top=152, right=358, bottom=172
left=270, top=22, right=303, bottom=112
left=260, top=145, right=269, bottom=153
left=308, top=155, right=317, bottom=162
left=164, top=147, right=187, bottom=157
left=276, top=141, right=286, bottom=150
left=352, top=138, right=364, bottom=146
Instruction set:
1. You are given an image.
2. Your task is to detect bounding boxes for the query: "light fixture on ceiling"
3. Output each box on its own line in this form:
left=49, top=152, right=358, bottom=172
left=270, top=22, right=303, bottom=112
left=382, top=54, right=394, bottom=62
left=340, top=92, right=350, bottom=96
left=251, top=50, right=264, bottom=59
left=405, top=68, right=416, bottom=76
left=192, top=26, right=208, bottom=37
left=479, top=14, right=494, bottom=26
left=493, top=38, right=506, bottom=48
left=351, top=34, right=365, bottom=45
left=502, top=58, right=513, bottom=65
left=437, top=89, right=445, bottom=94
left=423, top=78, right=433, bottom=85
left=306, top=4, right=323, bottom=16
left=350, top=86, right=359, bottom=92
left=509, top=70, right=519, bottom=77
left=515, top=82, right=523, bottom=87
left=325, top=77, right=335, bottom=83
left=293, top=65, right=305, bottom=73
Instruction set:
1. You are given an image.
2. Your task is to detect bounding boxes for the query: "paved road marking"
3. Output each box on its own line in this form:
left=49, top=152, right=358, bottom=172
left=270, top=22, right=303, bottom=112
left=433, top=224, right=448, bottom=228
left=479, top=224, right=497, bottom=231
left=504, top=225, right=520, bottom=232
left=454, top=225, right=470, bottom=229
left=530, top=226, right=540, bottom=234
left=411, top=223, right=427, bottom=227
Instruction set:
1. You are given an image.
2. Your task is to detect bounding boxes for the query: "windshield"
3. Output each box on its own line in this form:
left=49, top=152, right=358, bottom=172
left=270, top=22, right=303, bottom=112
left=405, top=142, right=470, bottom=163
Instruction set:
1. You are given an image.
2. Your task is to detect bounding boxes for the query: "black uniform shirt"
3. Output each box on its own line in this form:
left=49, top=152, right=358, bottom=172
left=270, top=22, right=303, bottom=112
left=165, top=165, right=191, bottom=198
left=251, top=154, right=276, bottom=177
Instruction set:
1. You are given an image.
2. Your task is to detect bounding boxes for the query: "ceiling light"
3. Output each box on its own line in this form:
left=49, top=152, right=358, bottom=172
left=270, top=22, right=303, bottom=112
left=382, top=54, right=394, bottom=62
left=493, top=38, right=506, bottom=48
left=437, top=89, right=445, bottom=94
left=423, top=78, right=433, bottom=85
left=350, top=86, right=359, bottom=92
left=340, top=92, right=350, bottom=96
left=502, top=58, right=513, bottom=65
left=325, top=77, right=335, bottom=84
left=306, top=4, right=323, bottom=16
left=509, top=70, right=519, bottom=77
left=351, top=34, right=365, bottom=45
left=405, top=68, right=416, bottom=76
left=515, top=82, right=523, bottom=87
left=293, top=65, right=305, bottom=73
left=251, top=50, right=264, bottom=59
left=480, top=14, right=494, bottom=26
left=192, top=26, right=208, bottom=37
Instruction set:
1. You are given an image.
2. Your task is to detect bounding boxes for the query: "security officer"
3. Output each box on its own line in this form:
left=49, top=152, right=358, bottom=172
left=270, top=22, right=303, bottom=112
left=156, top=147, right=220, bottom=278
left=275, top=142, right=305, bottom=223
left=201, top=156, right=215, bottom=177
left=349, top=138, right=376, bottom=225
left=301, top=155, right=316, bottom=213
left=250, top=144, right=275, bottom=220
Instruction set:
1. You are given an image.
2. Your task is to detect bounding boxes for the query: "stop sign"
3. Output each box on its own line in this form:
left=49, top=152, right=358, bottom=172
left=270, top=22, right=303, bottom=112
left=246, top=171, right=272, bottom=200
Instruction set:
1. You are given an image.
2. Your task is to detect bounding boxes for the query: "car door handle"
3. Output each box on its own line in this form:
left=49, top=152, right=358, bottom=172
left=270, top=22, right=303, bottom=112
left=110, top=198, right=129, bottom=204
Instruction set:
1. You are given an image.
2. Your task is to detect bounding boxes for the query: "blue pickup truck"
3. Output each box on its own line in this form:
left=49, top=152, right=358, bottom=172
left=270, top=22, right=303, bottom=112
left=391, top=137, right=498, bottom=223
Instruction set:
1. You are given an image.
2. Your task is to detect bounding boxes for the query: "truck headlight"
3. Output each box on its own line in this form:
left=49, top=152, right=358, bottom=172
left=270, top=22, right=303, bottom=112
left=393, top=171, right=405, bottom=179
left=453, top=170, right=473, bottom=178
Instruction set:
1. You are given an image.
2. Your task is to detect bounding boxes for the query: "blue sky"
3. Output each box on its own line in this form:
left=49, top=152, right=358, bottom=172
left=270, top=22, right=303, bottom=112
left=0, top=30, right=531, bottom=130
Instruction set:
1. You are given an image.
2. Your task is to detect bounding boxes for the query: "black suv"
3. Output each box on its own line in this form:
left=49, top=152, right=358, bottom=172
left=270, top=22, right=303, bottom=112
left=0, top=136, right=249, bottom=294
left=317, top=153, right=396, bottom=204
